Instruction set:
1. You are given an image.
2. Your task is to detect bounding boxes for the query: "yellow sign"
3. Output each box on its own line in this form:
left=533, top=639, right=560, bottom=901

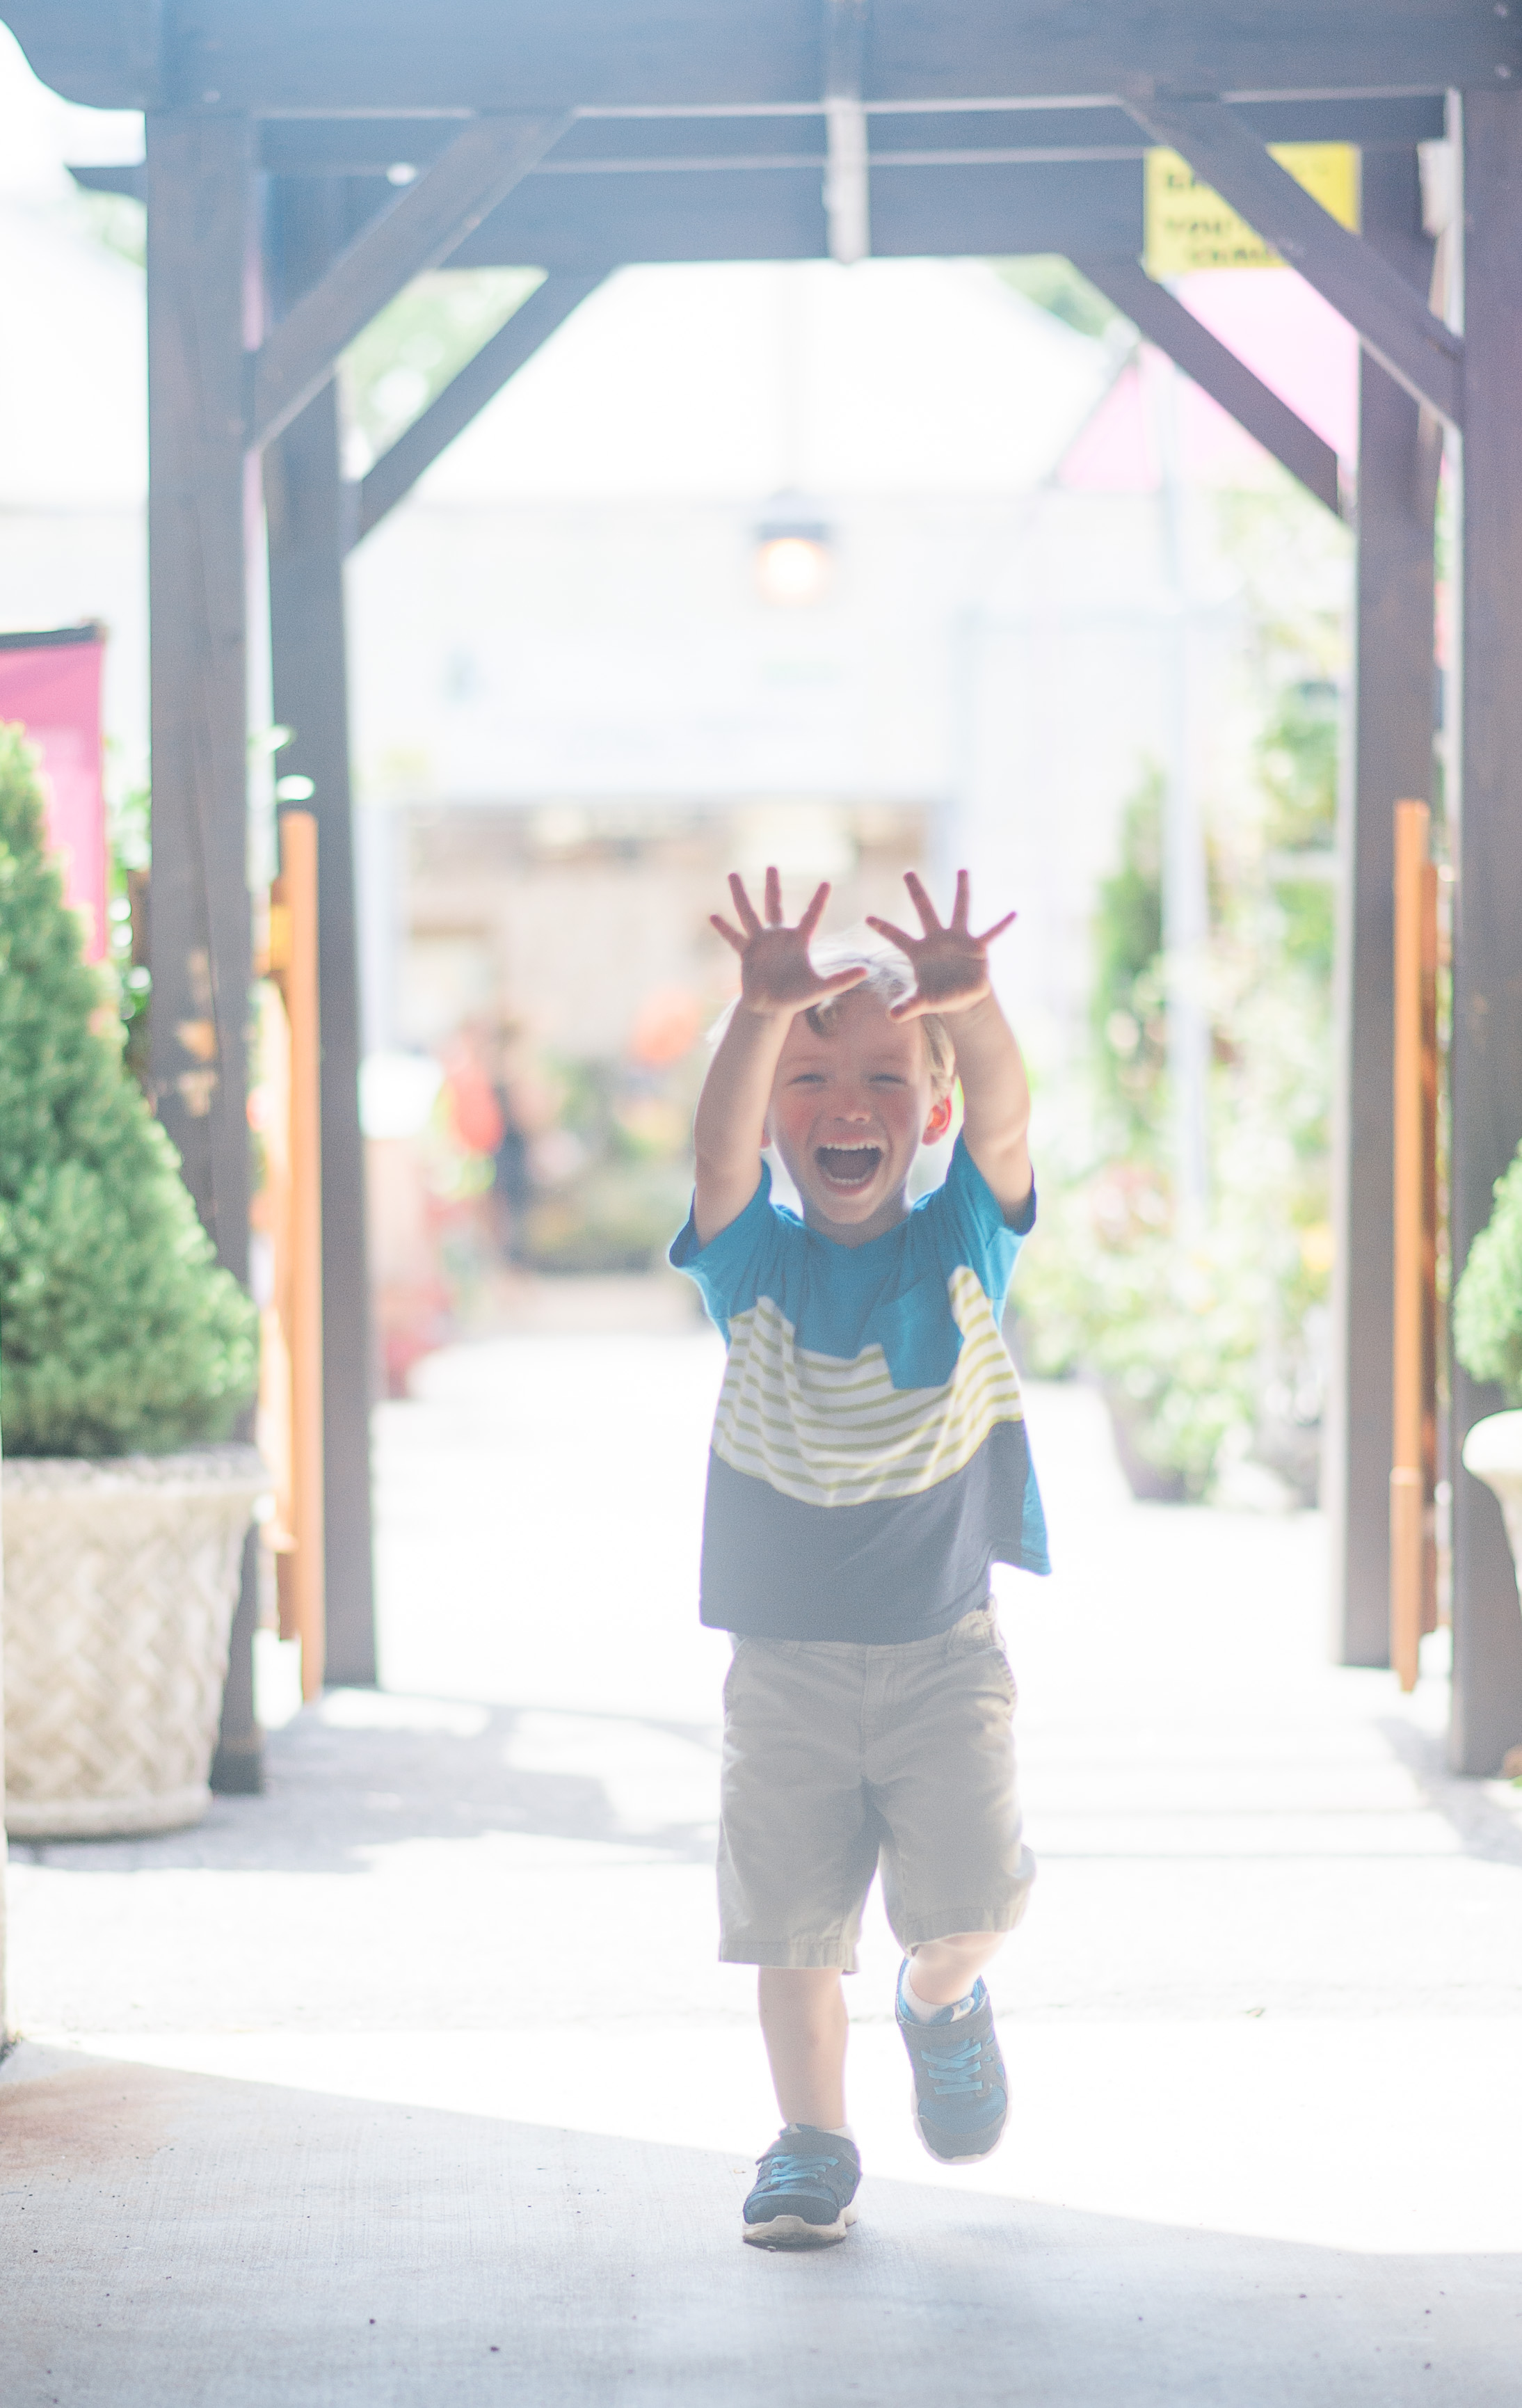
left=1144, top=143, right=1360, bottom=275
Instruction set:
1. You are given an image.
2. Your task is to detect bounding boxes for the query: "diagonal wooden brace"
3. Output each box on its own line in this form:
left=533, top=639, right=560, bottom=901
left=250, top=112, right=572, bottom=451
left=1073, top=253, right=1344, bottom=517
left=349, top=269, right=606, bottom=548
left=1122, top=93, right=1464, bottom=429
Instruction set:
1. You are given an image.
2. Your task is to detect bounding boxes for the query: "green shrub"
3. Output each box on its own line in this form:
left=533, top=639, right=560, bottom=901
left=0, top=726, right=257, bottom=1453
left=1011, top=657, right=1337, bottom=1504
left=1454, top=1143, right=1522, bottom=1406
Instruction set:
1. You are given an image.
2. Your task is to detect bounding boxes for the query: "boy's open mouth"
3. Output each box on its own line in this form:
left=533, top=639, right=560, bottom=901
left=815, top=1143, right=883, bottom=1192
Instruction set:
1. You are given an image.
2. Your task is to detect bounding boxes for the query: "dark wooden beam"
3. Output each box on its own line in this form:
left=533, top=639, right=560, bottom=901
left=1329, top=148, right=1439, bottom=1670
left=6, top=1, right=1516, bottom=115
left=145, top=111, right=264, bottom=1791
left=264, top=178, right=378, bottom=1689
left=251, top=95, right=1447, bottom=180
left=74, top=92, right=1448, bottom=219
left=451, top=155, right=1145, bottom=267
left=250, top=113, right=570, bottom=451
left=1123, top=93, right=1464, bottom=429
left=1071, top=253, right=1342, bottom=517
left=1450, top=93, right=1522, bottom=1773
left=351, top=272, right=605, bottom=548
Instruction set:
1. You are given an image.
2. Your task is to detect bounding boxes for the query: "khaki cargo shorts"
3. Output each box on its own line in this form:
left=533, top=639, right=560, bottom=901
left=717, top=1603, right=1036, bottom=1971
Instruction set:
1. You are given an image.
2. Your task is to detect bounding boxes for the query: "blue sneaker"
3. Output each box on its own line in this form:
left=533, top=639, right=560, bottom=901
left=896, top=1963, right=1009, bottom=2164
left=742, top=2126, right=861, bottom=2249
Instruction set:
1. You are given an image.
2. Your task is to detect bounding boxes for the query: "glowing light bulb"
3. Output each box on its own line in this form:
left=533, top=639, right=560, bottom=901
left=755, top=534, right=831, bottom=607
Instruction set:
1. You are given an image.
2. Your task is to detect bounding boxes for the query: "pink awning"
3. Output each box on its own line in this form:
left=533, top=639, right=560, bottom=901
left=0, top=626, right=108, bottom=962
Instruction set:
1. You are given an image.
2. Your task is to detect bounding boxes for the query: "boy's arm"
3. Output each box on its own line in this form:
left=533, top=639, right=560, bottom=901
left=695, top=869, right=865, bottom=1247
left=944, top=994, right=1033, bottom=1214
left=867, top=869, right=1033, bottom=1218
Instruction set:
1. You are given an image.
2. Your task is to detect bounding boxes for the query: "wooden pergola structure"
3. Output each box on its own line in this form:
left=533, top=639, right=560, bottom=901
left=7, top=3, right=1521, bottom=1773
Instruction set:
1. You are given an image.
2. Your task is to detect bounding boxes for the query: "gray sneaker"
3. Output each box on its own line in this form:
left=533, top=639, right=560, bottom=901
left=742, top=2127, right=862, bottom=2249
left=896, top=1964, right=1009, bottom=2163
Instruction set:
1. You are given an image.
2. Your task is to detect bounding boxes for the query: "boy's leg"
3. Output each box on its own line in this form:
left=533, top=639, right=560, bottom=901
left=870, top=1607, right=1033, bottom=2164
left=757, top=1967, right=849, bottom=2129
left=745, top=1968, right=860, bottom=2249
left=904, top=1929, right=1005, bottom=2009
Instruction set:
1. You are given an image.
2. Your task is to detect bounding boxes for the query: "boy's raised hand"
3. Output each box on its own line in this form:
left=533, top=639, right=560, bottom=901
left=712, top=868, right=867, bottom=1020
left=866, top=871, right=1016, bottom=1021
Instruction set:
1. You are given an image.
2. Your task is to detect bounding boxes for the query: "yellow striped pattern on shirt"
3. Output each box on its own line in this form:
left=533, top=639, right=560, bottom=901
left=711, top=1265, right=1025, bottom=1508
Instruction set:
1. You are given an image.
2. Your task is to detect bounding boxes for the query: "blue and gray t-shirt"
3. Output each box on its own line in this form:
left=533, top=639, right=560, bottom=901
left=670, top=1134, right=1049, bottom=1643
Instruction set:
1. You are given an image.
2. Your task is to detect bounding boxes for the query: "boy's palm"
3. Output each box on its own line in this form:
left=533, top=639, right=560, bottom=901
left=712, top=869, right=866, bottom=1018
left=867, top=871, right=1016, bottom=1019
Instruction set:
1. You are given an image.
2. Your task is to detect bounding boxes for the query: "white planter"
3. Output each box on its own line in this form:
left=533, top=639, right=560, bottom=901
left=1461, top=1410, right=1522, bottom=1591
left=2, top=1444, right=268, bottom=1840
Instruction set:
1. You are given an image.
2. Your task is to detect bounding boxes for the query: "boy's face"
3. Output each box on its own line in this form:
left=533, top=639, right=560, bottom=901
left=767, top=989, right=952, bottom=1244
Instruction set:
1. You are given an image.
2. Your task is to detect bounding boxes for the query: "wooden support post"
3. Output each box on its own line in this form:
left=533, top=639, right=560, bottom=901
left=145, top=113, right=264, bottom=1793
left=1391, top=801, right=1439, bottom=1691
left=145, top=112, right=255, bottom=1274
left=1329, top=147, right=1439, bottom=1667
left=1450, top=93, right=1522, bottom=1771
left=264, top=179, right=376, bottom=1687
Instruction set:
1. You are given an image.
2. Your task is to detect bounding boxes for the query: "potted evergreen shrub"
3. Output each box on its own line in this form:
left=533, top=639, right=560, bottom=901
left=1455, top=1140, right=1522, bottom=1588
left=0, top=727, right=262, bottom=1838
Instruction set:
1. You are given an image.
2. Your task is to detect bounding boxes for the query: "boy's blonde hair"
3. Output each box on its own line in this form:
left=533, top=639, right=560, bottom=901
left=801, top=933, right=956, bottom=1099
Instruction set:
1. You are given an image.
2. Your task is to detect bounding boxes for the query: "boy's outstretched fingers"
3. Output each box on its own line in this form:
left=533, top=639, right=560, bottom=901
left=712, top=868, right=834, bottom=954
left=865, top=868, right=1019, bottom=1020
left=797, top=879, right=831, bottom=938
left=975, top=910, right=1019, bottom=946
left=709, top=868, right=865, bottom=1006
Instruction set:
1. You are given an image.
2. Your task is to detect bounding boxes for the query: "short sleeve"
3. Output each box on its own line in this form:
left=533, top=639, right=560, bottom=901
left=668, top=1161, right=787, bottom=1339
left=922, top=1134, right=1035, bottom=1311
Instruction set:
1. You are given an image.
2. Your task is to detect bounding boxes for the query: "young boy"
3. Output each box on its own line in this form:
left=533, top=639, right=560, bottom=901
left=670, top=865, right=1048, bottom=2249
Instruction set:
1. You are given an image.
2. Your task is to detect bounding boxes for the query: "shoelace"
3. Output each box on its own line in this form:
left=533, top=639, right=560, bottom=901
left=753, top=2150, right=840, bottom=2192
left=920, top=2031, right=992, bottom=2098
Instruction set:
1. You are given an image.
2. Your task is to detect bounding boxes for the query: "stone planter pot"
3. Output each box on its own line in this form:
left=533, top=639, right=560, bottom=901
left=2, top=1444, right=268, bottom=1840
left=1461, top=1409, right=1522, bottom=1593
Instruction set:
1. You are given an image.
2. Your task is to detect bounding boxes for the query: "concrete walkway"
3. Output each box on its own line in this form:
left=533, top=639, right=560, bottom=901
left=5, top=1330, right=1522, bottom=2405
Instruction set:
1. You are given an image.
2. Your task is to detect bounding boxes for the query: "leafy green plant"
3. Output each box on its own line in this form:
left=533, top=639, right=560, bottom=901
left=105, top=773, right=152, bottom=1088
left=1453, top=1143, right=1522, bottom=1406
left=1092, top=767, right=1167, bottom=1147
left=0, top=727, right=258, bottom=1454
left=1011, top=655, right=1338, bottom=1504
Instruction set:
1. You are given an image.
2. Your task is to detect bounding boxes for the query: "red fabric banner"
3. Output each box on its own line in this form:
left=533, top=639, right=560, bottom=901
left=0, top=628, right=108, bottom=962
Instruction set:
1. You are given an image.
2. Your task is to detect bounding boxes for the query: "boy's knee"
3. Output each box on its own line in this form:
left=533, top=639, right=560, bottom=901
left=758, top=1966, right=846, bottom=2018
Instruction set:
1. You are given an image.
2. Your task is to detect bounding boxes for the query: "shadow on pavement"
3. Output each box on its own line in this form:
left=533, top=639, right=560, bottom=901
left=7, top=1698, right=721, bottom=1879
left=1375, top=1715, right=1522, bottom=1869
left=2, top=2040, right=1516, bottom=2408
